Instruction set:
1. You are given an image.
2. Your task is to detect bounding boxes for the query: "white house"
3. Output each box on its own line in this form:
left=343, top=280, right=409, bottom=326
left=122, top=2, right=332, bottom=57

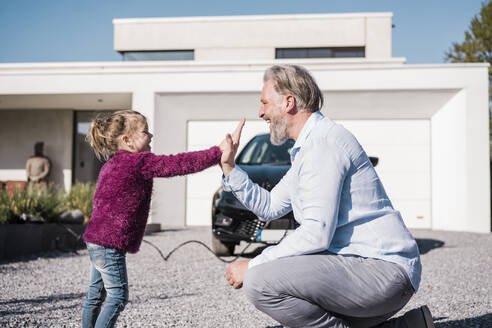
left=0, top=13, right=489, bottom=233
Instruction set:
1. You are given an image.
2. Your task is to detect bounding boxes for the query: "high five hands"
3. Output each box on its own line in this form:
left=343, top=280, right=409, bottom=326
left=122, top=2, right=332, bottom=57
left=219, top=118, right=245, bottom=176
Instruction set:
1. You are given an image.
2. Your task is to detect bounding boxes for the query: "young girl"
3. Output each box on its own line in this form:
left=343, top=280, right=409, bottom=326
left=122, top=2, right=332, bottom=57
left=81, top=110, right=240, bottom=328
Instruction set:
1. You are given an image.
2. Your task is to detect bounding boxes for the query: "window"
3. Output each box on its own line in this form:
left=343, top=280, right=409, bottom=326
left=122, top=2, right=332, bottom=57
left=275, top=47, right=365, bottom=59
left=236, top=134, right=294, bottom=165
left=122, top=50, right=194, bottom=61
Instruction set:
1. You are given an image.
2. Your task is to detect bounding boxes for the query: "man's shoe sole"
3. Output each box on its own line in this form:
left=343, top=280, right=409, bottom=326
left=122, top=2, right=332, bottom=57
left=420, top=305, right=435, bottom=328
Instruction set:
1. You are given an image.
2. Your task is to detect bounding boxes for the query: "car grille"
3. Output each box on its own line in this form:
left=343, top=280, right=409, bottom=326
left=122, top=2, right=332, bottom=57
left=236, top=218, right=266, bottom=241
left=214, top=206, right=298, bottom=242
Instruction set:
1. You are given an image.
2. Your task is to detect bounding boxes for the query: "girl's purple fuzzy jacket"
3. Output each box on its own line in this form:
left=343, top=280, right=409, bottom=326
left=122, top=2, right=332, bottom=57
left=83, top=147, right=222, bottom=253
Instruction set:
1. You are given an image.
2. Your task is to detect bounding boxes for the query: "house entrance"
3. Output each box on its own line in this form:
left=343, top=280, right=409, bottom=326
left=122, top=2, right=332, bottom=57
left=72, top=111, right=111, bottom=183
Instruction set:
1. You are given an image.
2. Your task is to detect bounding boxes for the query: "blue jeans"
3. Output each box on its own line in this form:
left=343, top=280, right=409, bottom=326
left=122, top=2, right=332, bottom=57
left=82, top=242, right=129, bottom=328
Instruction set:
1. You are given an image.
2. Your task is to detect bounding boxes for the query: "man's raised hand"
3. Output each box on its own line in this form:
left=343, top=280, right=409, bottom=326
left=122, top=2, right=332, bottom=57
left=220, top=118, right=245, bottom=176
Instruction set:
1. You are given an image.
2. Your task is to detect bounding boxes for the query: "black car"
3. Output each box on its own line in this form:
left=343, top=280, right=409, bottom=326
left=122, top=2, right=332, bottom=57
left=211, top=133, right=378, bottom=256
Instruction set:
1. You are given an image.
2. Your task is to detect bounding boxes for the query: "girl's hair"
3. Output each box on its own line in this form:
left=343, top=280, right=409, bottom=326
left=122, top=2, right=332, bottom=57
left=86, top=110, right=146, bottom=161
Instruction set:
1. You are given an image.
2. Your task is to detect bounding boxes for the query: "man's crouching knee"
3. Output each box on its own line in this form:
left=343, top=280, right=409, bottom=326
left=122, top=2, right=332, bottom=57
left=243, top=265, right=271, bottom=310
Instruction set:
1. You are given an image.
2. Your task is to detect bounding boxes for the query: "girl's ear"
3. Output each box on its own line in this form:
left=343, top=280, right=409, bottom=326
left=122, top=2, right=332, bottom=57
left=120, top=134, right=134, bottom=150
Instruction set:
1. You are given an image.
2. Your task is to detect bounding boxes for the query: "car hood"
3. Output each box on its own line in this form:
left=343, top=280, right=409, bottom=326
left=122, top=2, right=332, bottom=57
left=237, top=164, right=290, bottom=190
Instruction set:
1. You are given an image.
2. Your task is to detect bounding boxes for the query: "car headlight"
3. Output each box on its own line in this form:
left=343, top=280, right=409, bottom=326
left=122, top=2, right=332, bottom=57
left=214, top=213, right=234, bottom=227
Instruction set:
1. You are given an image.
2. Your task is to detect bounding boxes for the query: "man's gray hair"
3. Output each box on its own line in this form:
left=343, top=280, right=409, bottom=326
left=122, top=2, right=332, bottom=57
left=263, top=65, right=323, bottom=112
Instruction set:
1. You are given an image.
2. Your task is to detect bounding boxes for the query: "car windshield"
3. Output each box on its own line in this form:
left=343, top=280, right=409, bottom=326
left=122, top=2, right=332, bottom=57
left=236, top=134, right=295, bottom=165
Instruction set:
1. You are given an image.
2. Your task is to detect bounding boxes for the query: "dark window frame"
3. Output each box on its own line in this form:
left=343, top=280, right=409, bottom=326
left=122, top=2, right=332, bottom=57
left=121, top=50, right=195, bottom=61
left=275, top=47, right=365, bottom=59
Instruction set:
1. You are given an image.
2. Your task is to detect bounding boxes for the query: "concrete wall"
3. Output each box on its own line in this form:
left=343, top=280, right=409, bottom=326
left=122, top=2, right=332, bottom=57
left=114, top=13, right=392, bottom=60
left=0, top=224, right=85, bottom=260
left=0, top=110, right=73, bottom=190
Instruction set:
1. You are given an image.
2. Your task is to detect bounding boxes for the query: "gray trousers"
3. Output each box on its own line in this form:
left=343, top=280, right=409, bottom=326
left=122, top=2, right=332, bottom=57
left=243, top=253, right=414, bottom=328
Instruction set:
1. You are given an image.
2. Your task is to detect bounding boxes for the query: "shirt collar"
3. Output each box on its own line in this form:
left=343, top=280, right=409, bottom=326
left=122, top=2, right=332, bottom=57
left=290, top=110, right=324, bottom=161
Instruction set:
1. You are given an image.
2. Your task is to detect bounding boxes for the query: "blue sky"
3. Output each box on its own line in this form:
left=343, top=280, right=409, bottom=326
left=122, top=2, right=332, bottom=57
left=0, top=0, right=485, bottom=64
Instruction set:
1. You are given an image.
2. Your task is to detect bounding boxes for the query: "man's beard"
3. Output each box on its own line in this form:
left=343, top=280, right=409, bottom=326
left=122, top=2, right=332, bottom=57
left=270, top=113, right=288, bottom=146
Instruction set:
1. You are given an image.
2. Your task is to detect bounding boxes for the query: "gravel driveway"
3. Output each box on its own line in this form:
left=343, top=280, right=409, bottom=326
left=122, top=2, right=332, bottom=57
left=0, top=227, right=490, bottom=327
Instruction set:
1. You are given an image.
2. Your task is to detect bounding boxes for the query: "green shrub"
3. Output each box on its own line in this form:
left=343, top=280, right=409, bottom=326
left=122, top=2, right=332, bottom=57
left=65, top=182, right=96, bottom=224
left=8, top=184, right=65, bottom=223
left=0, top=182, right=96, bottom=225
left=0, top=190, right=13, bottom=224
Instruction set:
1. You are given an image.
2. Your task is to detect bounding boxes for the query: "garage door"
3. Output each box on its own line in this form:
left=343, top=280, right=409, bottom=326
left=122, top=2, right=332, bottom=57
left=337, top=120, right=431, bottom=229
left=186, top=120, right=268, bottom=226
left=186, top=119, right=431, bottom=229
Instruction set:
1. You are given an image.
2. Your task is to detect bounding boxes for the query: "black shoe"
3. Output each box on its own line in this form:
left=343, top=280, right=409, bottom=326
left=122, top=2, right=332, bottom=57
left=403, top=305, right=434, bottom=328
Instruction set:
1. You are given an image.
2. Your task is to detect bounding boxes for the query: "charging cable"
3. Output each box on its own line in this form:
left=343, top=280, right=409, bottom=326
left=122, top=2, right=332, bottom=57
left=56, top=221, right=289, bottom=264
left=142, top=239, right=253, bottom=263
left=141, top=225, right=290, bottom=264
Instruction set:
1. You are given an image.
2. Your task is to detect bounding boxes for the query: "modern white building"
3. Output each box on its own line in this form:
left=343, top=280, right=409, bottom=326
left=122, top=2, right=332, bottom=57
left=0, top=13, right=489, bottom=233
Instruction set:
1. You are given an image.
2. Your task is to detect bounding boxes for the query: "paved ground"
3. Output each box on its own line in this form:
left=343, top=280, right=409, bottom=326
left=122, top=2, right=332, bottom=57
left=0, top=227, right=490, bottom=327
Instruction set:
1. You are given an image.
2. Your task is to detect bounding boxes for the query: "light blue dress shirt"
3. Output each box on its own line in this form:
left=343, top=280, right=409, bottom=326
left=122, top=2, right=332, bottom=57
left=223, top=111, right=421, bottom=291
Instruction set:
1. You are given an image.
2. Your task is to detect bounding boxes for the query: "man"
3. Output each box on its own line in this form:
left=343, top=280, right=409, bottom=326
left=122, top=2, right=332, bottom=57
left=219, top=65, right=434, bottom=328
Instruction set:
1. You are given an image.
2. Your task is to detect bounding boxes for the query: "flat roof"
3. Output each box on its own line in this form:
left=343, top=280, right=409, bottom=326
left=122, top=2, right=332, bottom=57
left=0, top=59, right=488, bottom=76
left=113, top=12, right=394, bottom=25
